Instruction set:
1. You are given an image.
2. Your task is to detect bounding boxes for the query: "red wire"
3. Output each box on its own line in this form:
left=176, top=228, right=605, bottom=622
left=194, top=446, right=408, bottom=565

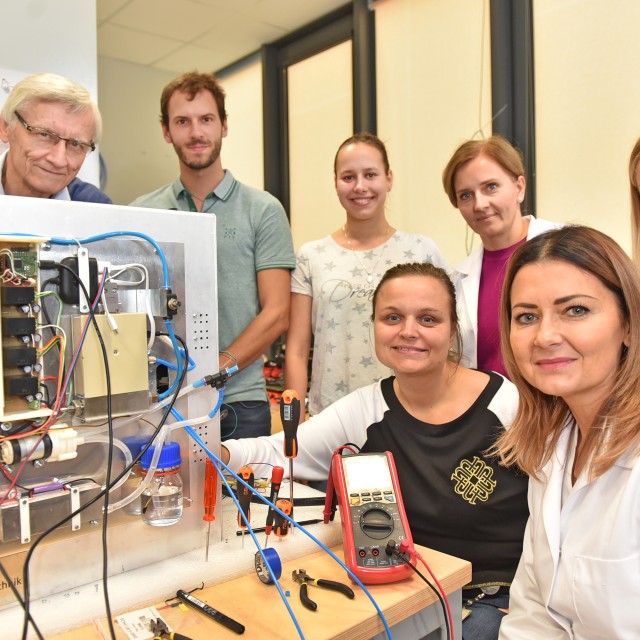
left=332, top=444, right=359, bottom=457
left=415, top=551, right=455, bottom=639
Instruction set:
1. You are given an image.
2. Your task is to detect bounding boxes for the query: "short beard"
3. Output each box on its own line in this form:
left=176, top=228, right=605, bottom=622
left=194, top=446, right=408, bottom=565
left=175, top=139, right=222, bottom=171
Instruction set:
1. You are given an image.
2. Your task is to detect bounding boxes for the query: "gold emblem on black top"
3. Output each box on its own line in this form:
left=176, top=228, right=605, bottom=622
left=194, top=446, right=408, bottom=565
left=451, top=456, right=497, bottom=505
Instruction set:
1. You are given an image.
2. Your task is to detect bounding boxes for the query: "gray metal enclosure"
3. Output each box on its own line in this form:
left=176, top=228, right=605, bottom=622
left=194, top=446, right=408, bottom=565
left=0, top=196, right=220, bottom=606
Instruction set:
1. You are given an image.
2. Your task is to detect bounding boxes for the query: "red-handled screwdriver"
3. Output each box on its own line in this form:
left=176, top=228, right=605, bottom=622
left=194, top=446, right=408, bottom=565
left=280, top=390, right=301, bottom=532
left=264, top=465, right=284, bottom=547
left=203, top=458, right=217, bottom=561
left=237, top=465, right=254, bottom=548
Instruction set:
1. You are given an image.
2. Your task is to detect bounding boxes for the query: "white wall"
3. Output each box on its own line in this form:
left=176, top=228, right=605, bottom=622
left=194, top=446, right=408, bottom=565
left=534, top=0, right=640, bottom=253
left=0, top=0, right=100, bottom=184
left=288, top=40, right=353, bottom=249
left=375, top=0, right=492, bottom=265
left=218, top=57, right=264, bottom=192
left=97, top=56, right=177, bottom=204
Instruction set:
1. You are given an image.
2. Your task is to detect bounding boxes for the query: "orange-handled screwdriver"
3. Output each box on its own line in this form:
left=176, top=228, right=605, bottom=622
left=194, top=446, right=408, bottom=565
left=280, top=390, right=301, bottom=531
left=203, top=458, right=217, bottom=562
left=264, top=466, right=285, bottom=547
left=237, top=465, right=254, bottom=548
left=273, top=498, right=293, bottom=538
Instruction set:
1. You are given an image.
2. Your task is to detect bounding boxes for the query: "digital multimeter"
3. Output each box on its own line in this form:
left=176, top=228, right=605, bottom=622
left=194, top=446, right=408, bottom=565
left=327, top=451, right=414, bottom=584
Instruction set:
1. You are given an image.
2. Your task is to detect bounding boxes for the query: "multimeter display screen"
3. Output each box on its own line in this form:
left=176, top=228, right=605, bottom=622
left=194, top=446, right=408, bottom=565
left=343, top=455, right=393, bottom=492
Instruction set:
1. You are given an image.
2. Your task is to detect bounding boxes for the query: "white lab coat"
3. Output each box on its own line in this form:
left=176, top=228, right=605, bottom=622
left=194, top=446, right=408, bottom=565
left=453, top=216, right=562, bottom=368
left=499, top=426, right=640, bottom=639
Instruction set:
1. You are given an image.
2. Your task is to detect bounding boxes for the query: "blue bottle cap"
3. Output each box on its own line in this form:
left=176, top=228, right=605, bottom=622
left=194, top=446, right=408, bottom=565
left=122, top=436, right=148, bottom=459
left=140, top=441, right=181, bottom=470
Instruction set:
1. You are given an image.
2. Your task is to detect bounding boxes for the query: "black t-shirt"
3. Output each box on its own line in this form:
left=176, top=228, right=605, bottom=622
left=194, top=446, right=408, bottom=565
left=361, top=374, right=529, bottom=585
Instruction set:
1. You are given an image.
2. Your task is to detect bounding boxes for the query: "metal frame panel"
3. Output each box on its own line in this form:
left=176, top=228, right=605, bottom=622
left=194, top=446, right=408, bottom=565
left=0, top=196, right=220, bottom=605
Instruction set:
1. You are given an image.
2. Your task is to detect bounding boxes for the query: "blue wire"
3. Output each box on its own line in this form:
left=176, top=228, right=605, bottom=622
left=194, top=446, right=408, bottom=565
left=180, top=348, right=197, bottom=370
left=158, top=320, right=184, bottom=400
left=207, top=388, right=225, bottom=419
left=169, top=406, right=305, bottom=639
left=218, top=464, right=305, bottom=639
left=155, top=355, right=196, bottom=372
left=182, top=422, right=393, bottom=640
left=48, top=231, right=170, bottom=288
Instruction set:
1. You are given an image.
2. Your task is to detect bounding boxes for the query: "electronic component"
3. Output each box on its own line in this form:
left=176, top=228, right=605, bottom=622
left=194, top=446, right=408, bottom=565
left=1, top=286, right=35, bottom=306
left=0, top=427, right=81, bottom=464
left=3, top=347, right=37, bottom=367
left=71, top=312, right=150, bottom=419
left=58, top=255, right=98, bottom=304
left=326, top=451, right=414, bottom=584
left=2, top=317, right=36, bottom=337
left=3, top=375, right=38, bottom=399
left=0, top=237, right=51, bottom=425
left=0, top=201, right=218, bottom=610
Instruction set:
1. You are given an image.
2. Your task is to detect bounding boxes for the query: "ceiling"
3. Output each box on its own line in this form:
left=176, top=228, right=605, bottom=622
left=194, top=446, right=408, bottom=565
left=97, top=0, right=350, bottom=74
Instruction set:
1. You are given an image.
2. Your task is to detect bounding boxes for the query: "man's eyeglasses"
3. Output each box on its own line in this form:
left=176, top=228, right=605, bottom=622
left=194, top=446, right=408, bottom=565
left=15, top=111, right=95, bottom=157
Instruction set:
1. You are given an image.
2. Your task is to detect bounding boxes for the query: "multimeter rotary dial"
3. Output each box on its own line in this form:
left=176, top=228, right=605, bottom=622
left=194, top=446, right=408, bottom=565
left=359, top=506, right=394, bottom=540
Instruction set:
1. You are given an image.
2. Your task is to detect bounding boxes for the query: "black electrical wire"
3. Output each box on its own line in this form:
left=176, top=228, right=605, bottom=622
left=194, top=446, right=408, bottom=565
left=33, top=339, right=188, bottom=636
left=389, top=547, right=451, bottom=640
left=15, top=299, right=189, bottom=639
left=0, top=561, right=44, bottom=640
left=21, top=264, right=115, bottom=640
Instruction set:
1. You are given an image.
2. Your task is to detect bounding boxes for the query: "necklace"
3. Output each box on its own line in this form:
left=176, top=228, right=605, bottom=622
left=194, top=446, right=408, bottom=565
left=190, top=190, right=209, bottom=203
left=342, top=224, right=392, bottom=284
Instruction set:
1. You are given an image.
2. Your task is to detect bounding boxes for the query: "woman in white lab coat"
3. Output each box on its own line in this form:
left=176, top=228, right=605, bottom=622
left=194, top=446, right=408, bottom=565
left=496, top=226, right=640, bottom=640
left=442, top=135, right=561, bottom=376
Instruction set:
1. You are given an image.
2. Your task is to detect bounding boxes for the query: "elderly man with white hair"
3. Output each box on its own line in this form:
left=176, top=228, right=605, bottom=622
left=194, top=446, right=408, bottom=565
left=0, top=72, right=110, bottom=202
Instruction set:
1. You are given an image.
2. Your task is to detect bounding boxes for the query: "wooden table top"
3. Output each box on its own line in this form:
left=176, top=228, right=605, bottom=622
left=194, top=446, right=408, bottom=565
left=50, top=544, right=471, bottom=640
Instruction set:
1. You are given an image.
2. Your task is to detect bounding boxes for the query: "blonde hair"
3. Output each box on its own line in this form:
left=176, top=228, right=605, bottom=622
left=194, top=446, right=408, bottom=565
left=496, top=226, right=640, bottom=479
left=1, top=73, right=101, bottom=141
left=629, top=137, right=640, bottom=265
left=442, top=135, right=525, bottom=208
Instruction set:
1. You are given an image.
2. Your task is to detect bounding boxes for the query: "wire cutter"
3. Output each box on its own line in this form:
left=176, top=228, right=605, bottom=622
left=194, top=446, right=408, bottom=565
left=291, top=569, right=355, bottom=611
left=150, top=617, right=192, bottom=640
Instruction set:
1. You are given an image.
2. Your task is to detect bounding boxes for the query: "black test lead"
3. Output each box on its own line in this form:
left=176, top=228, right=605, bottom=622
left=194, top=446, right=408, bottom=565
left=177, top=589, right=245, bottom=635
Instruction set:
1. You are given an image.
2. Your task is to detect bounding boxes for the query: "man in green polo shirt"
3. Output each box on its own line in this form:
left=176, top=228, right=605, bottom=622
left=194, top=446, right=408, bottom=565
left=131, top=72, right=295, bottom=438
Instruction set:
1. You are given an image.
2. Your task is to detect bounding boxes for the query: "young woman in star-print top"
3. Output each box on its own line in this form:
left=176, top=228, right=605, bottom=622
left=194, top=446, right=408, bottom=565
left=225, top=262, right=528, bottom=640
left=285, top=133, right=447, bottom=417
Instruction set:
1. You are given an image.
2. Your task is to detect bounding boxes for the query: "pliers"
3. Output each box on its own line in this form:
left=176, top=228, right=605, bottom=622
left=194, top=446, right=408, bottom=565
left=291, top=569, right=355, bottom=611
left=150, top=617, right=192, bottom=640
